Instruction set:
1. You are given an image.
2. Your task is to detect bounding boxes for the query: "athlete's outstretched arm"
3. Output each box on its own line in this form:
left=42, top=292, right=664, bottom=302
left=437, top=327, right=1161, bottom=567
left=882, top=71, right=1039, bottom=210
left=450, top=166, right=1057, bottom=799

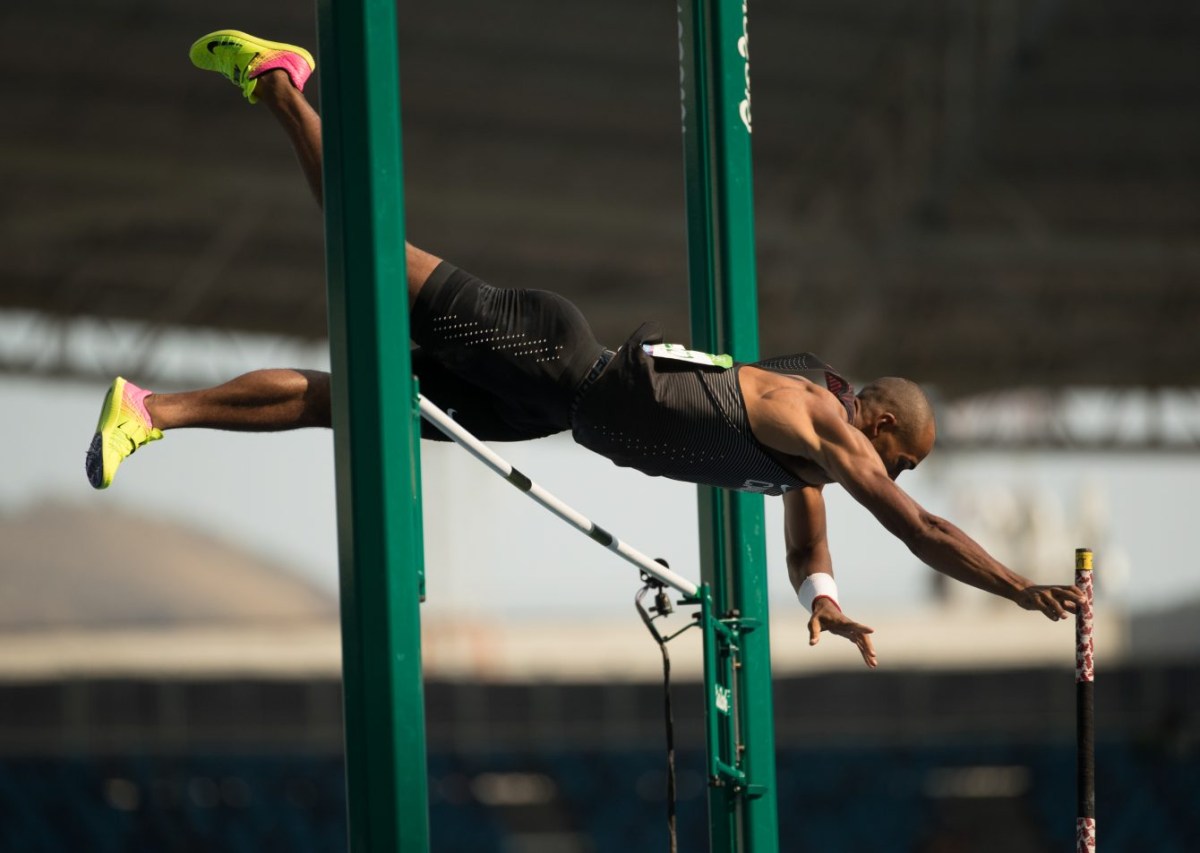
left=752, top=388, right=1081, bottom=620
left=783, top=487, right=877, bottom=668
left=811, top=420, right=1082, bottom=619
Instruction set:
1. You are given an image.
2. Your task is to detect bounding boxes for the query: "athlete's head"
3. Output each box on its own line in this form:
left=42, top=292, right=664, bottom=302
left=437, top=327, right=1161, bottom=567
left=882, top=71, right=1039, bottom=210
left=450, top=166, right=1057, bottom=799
left=855, top=377, right=936, bottom=479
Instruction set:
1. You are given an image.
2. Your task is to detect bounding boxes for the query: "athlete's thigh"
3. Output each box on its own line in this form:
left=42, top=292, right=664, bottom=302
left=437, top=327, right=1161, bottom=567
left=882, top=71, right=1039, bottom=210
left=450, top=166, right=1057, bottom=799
left=410, top=264, right=605, bottom=423
left=412, top=348, right=556, bottom=442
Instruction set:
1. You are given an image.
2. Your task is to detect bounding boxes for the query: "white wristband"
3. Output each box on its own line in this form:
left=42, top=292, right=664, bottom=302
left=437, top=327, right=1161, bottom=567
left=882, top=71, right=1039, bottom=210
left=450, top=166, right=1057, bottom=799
left=798, top=573, right=839, bottom=614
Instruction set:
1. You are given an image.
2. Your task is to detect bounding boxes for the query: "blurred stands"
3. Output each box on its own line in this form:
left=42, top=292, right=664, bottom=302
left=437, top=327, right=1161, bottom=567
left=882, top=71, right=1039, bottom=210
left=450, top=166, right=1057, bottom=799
left=2, top=0, right=1197, bottom=397
left=2, top=663, right=1198, bottom=851
left=2, top=739, right=1197, bottom=852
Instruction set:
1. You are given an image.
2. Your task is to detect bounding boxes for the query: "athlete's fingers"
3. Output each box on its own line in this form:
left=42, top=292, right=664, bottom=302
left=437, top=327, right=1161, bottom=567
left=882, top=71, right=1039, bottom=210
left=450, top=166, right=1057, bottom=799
left=1064, top=584, right=1086, bottom=604
left=1049, top=592, right=1069, bottom=620
left=1045, top=585, right=1081, bottom=612
left=1040, top=594, right=1067, bottom=621
left=1039, top=593, right=1059, bottom=619
left=856, top=631, right=878, bottom=669
left=830, top=619, right=874, bottom=638
left=1019, top=586, right=1071, bottom=620
left=825, top=616, right=876, bottom=666
left=808, top=614, right=822, bottom=646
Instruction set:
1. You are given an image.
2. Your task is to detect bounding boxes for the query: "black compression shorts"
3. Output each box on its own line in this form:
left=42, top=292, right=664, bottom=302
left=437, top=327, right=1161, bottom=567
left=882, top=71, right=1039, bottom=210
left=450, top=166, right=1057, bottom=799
left=410, top=262, right=608, bottom=441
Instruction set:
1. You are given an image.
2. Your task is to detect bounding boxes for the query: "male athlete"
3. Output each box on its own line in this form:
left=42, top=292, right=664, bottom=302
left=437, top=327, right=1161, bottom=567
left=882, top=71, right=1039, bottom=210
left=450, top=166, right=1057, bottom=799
left=84, top=31, right=1083, bottom=668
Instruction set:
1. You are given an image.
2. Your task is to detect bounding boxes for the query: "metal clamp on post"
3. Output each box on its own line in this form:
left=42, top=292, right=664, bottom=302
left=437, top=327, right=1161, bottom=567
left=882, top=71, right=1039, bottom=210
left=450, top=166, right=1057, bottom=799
left=699, top=589, right=765, bottom=799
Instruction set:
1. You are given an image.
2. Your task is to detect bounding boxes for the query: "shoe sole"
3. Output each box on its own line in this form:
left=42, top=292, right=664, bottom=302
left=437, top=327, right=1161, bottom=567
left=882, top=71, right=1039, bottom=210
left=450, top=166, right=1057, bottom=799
left=189, top=30, right=315, bottom=75
left=86, top=377, right=126, bottom=489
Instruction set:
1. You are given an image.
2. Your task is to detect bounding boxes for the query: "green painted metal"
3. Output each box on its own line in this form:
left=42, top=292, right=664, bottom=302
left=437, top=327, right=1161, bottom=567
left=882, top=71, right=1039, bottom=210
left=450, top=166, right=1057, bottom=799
left=677, top=0, right=780, bottom=851
left=701, top=595, right=748, bottom=789
left=316, top=0, right=431, bottom=849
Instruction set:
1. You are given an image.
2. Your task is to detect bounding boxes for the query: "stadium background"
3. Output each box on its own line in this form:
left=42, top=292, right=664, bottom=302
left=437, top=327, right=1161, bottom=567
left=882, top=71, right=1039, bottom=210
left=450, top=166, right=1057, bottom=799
left=2, top=0, right=1198, bottom=850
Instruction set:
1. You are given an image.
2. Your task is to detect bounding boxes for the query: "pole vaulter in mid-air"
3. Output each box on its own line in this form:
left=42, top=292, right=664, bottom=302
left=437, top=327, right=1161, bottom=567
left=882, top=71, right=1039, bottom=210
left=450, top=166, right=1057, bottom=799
left=84, top=30, right=1084, bottom=665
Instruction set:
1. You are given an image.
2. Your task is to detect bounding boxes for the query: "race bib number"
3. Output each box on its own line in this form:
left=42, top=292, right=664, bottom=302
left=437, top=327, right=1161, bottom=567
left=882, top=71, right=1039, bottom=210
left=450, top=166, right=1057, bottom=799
left=643, top=343, right=733, bottom=369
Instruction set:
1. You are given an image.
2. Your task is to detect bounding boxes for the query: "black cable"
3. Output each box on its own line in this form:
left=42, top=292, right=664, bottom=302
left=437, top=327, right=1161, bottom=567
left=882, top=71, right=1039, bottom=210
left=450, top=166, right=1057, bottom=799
left=636, top=572, right=678, bottom=853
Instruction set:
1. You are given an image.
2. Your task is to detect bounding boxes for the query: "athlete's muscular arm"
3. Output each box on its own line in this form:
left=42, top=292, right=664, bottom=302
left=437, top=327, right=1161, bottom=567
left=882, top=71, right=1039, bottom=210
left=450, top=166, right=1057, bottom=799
left=753, top=385, right=1081, bottom=620
left=784, top=487, right=877, bottom=667
left=783, top=485, right=833, bottom=586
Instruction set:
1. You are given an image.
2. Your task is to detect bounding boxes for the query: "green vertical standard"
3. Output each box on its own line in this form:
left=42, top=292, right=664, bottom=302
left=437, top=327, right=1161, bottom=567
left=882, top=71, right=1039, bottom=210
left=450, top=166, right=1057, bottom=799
left=316, top=0, right=431, bottom=850
left=677, top=1, right=780, bottom=852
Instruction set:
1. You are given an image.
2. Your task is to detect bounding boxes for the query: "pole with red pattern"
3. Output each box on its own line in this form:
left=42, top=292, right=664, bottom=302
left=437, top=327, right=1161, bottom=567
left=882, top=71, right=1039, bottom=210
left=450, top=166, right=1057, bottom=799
left=1076, top=548, right=1095, bottom=852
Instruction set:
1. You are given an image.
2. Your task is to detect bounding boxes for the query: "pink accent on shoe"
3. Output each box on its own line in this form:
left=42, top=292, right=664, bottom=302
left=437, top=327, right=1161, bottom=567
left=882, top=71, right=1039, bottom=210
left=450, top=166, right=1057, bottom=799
left=250, top=51, right=313, bottom=92
left=123, top=382, right=155, bottom=428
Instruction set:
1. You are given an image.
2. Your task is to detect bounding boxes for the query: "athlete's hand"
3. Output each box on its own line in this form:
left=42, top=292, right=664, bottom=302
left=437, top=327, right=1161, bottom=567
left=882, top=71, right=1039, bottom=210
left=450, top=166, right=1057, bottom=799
left=808, top=598, right=877, bottom=669
left=1014, top=584, right=1084, bottom=621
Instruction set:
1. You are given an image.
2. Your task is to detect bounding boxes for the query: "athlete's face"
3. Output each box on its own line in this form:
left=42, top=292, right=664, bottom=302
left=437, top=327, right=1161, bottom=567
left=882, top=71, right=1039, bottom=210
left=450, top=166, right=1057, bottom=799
left=867, top=418, right=936, bottom=480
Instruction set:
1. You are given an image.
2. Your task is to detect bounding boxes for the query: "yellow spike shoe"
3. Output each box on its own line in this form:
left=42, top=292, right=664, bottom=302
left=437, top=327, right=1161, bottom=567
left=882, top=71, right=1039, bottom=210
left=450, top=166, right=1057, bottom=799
left=85, top=377, right=163, bottom=490
left=188, top=30, right=315, bottom=103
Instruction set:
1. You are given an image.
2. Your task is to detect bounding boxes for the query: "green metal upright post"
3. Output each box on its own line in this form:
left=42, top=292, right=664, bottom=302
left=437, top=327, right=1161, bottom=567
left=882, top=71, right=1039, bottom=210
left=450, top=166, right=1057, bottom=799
left=677, top=1, right=780, bottom=851
left=316, top=0, right=431, bottom=850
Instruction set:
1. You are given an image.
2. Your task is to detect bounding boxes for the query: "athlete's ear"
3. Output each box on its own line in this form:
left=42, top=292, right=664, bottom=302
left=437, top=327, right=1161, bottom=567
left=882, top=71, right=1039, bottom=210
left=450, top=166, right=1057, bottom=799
left=875, top=411, right=898, bottom=434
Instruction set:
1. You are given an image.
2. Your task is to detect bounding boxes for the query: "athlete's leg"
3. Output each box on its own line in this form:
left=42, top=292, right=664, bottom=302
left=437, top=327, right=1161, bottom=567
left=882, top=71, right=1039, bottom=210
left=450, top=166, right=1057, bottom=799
left=254, top=71, right=325, bottom=207
left=146, top=369, right=331, bottom=431
left=85, top=369, right=331, bottom=488
left=191, top=30, right=443, bottom=306
left=251, top=74, right=443, bottom=305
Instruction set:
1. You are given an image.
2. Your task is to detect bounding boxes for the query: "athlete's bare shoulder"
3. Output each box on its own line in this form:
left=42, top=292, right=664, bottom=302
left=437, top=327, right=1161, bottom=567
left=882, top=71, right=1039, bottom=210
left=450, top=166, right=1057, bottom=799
left=738, top=366, right=855, bottom=463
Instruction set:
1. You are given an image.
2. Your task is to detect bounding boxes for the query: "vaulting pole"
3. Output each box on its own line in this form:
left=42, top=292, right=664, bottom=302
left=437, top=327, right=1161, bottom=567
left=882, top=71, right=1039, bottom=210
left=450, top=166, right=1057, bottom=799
left=316, top=0, right=431, bottom=848
left=1076, top=548, right=1096, bottom=853
left=677, top=1, right=780, bottom=850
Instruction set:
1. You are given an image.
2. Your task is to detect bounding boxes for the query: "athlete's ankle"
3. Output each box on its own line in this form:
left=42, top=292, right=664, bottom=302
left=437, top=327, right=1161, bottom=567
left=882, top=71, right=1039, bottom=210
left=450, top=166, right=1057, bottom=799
left=253, top=69, right=294, bottom=104
left=143, top=394, right=168, bottom=430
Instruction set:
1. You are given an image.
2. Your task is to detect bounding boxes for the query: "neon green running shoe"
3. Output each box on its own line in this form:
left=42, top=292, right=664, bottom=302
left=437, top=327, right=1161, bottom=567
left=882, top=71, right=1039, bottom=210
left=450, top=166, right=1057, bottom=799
left=85, top=377, right=163, bottom=490
left=188, top=30, right=315, bottom=104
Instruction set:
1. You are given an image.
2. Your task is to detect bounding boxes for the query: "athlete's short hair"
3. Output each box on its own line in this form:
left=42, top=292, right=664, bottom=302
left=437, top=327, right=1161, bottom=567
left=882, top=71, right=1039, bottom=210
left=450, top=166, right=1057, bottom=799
left=857, top=377, right=936, bottom=445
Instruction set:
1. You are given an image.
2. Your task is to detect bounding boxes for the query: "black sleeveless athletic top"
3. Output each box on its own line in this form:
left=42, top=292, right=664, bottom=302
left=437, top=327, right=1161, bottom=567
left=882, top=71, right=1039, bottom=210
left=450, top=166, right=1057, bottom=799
left=571, top=323, right=856, bottom=496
